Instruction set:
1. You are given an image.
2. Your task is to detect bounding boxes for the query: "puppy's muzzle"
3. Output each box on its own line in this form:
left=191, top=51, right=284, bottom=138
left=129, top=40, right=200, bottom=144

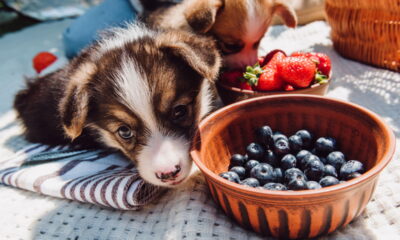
left=155, top=164, right=181, bottom=181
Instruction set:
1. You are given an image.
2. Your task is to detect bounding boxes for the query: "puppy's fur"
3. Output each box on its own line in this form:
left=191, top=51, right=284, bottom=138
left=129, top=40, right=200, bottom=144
left=141, top=0, right=297, bottom=69
left=14, top=24, right=221, bottom=187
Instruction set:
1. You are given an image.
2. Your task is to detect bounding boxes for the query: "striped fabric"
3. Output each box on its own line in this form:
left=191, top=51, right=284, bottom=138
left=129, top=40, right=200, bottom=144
left=0, top=143, right=165, bottom=210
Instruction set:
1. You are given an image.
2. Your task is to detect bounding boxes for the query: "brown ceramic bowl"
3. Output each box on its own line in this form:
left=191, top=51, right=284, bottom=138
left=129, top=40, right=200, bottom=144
left=190, top=95, right=395, bottom=239
left=216, top=79, right=330, bottom=105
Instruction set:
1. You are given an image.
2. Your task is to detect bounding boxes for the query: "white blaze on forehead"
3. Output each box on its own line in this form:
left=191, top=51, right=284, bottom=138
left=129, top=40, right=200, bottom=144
left=113, top=55, right=158, bottom=132
left=245, top=0, right=267, bottom=42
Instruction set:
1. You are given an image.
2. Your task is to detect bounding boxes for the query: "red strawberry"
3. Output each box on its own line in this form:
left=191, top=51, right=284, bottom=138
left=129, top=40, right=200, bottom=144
left=258, top=57, right=265, bottom=66
left=263, top=51, right=286, bottom=70
left=313, top=53, right=331, bottom=75
left=33, top=52, right=57, bottom=73
left=277, top=56, right=317, bottom=88
left=239, top=81, right=253, bottom=90
left=221, top=70, right=242, bottom=87
left=284, top=84, right=295, bottom=91
left=260, top=49, right=286, bottom=67
left=255, top=68, right=284, bottom=91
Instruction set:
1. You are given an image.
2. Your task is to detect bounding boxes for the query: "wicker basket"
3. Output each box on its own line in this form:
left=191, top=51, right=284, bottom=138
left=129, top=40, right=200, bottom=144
left=325, top=0, right=400, bottom=72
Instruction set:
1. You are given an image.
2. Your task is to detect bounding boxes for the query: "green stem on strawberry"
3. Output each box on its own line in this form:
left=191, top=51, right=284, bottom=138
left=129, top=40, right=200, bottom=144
left=243, top=64, right=264, bottom=86
left=315, top=72, right=329, bottom=84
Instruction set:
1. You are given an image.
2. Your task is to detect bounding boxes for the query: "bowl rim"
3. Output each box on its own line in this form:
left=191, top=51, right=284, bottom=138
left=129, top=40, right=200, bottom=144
left=190, top=94, right=396, bottom=198
left=216, top=74, right=331, bottom=95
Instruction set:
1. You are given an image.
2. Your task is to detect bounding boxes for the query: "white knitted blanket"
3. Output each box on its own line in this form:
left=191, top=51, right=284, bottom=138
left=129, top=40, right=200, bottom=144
left=1, top=21, right=399, bottom=239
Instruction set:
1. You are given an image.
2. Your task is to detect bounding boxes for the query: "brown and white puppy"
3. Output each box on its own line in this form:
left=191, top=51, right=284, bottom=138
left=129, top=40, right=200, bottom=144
left=141, top=0, right=297, bottom=69
left=14, top=24, right=221, bottom=187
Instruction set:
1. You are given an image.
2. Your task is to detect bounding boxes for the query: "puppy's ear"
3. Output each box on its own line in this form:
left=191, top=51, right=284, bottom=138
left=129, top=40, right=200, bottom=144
left=157, top=31, right=222, bottom=81
left=184, top=0, right=224, bottom=33
left=59, top=62, right=96, bottom=141
left=272, top=0, right=297, bottom=28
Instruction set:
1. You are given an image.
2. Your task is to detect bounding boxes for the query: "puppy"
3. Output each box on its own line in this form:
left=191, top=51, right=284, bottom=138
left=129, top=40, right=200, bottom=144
left=141, top=0, right=297, bottom=69
left=14, top=24, right=221, bottom=187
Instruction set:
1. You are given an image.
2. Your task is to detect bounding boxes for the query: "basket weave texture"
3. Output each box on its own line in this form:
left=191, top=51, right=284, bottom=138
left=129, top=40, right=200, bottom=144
left=325, top=0, right=400, bottom=72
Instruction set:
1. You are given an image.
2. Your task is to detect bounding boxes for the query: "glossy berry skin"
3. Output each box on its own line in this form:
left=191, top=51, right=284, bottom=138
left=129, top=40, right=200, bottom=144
left=281, top=154, right=297, bottom=171
left=273, top=168, right=283, bottom=183
left=255, top=126, right=274, bottom=148
left=323, top=164, right=338, bottom=178
left=296, top=150, right=312, bottom=162
left=33, top=52, right=58, bottom=73
left=288, top=135, right=303, bottom=153
left=250, top=163, right=275, bottom=185
left=256, top=67, right=284, bottom=91
left=343, top=172, right=362, bottom=180
left=244, top=160, right=260, bottom=175
left=263, top=150, right=279, bottom=167
left=340, top=160, right=365, bottom=180
left=263, top=182, right=287, bottom=191
left=229, top=166, right=246, bottom=180
left=246, top=143, right=265, bottom=160
left=284, top=168, right=307, bottom=184
left=314, top=52, right=331, bottom=76
left=261, top=50, right=287, bottom=68
left=240, top=178, right=260, bottom=187
left=304, top=159, right=325, bottom=181
left=295, top=130, right=313, bottom=149
left=239, top=81, right=253, bottom=90
left=288, top=178, right=308, bottom=190
left=274, top=139, right=290, bottom=156
left=273, top=132, right=288, bottom=142
left=326, top=151, right=346, bottom=171
left=315, top=137, right=337, bottom=156
left=319, top=176, right=339, bottom=187
left=300, top=154, right=320, bottom=170
left=277, top=56, right=317, bottom=88
left=306, top=181, right=322, bottom=190
left=230, top=154, right=246, bottom=167
left=219, top=171, right=240, bottom=183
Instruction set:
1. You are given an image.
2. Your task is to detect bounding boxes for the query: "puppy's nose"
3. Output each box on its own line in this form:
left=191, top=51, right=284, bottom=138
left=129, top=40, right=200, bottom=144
left=155, top=165, right=181, bottom=180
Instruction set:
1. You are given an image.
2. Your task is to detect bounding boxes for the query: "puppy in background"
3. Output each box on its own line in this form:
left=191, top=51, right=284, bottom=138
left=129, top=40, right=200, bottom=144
left=141, top=0, right=297, bottom=69
left=14, top=24, right=221, bottom=187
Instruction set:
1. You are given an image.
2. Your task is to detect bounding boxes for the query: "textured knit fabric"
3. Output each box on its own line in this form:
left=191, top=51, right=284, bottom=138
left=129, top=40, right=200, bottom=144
left=1, top=21, right=400, bottom=239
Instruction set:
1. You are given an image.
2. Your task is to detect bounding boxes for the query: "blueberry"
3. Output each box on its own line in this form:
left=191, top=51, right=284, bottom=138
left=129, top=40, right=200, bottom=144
left=315, top=137, right=337, bottom=156
left=256, top=125, right=274, bottom=148
left=295, top=130, right=313, bottom=149
left=230, top=154, right=246, bottom=167
left=229, top=166, right=246, bottom=180
left=326, top=151, right=346, bottom=171
left=219, top=171, right=240, bottom=183
left=274, top=139, right=290, bottom=156
left=304, top=159, right=325, bottom=181
left=246, top=143, right=265, bottom=160
left=281, top=154, right=297, bottom=171
left=300, top=154, right=320, bottom=170
left=288, top=178, right=308, bottom=190
left=262, top=150, right=279, bottom=167
left=343, top=172, right=362, bottom=180
left=263, top=183, right=287, bottom=191
left=244, top=159, right=260, bottom=175
left=340, top=160, right=364, bottom=180
left=250, top=163, right=274, bottom=185
left=273, top=132, right=288, bottom=142
left=240, top=178, right=260, bottom=187
left=323, top=164, right=338, bottom=178
left=273, top=168, right=283, bottom=183
left=306, top=181, right=322, bottom=190
left=296, top=150, right=312, bottom=162
left=288, top=135, right=303, bottom=153
left=284, top=168, right=307, bottom=184
left=319, top=176, right=339, bottom=187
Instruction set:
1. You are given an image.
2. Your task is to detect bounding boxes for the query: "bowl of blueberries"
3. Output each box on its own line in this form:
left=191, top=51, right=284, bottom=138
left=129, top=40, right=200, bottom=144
left=190, top=94, right=395, bottom=239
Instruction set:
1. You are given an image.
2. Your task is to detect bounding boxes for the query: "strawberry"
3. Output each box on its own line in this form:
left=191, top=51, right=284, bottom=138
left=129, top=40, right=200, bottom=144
left=258, top=57, right=265, bottom=66
left=256, top=68, right=284, bottom=91
left=284, top=84, right=295, bottom=91
left=277, top=56, right=317, bottom=88
left=260, top=49, right=286, bottom=67
left=291, top=51, right=331, bottom=76
left=239, top=81, right=253, bottom=90
left=221, top=70, right=242, bottom=87
left=263, top=51, right=286, bottom=70
left=33, top=52, right=57, bottom=74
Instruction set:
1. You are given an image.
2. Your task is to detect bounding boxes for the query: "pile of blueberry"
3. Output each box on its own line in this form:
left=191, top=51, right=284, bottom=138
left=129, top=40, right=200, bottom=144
left=219, top=126, right=365, bottom=191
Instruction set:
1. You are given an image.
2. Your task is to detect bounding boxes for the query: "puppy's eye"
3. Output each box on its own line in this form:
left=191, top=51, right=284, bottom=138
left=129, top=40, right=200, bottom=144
left=117, top=125, right=134, bottom=139
left=220, top=42, right=244, bottom=54
left=171, top=105, right=188, bottom=122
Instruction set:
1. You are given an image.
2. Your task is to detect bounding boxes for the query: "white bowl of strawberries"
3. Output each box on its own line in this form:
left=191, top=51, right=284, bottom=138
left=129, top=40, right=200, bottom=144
left=216, top=50, right=332, bottom=105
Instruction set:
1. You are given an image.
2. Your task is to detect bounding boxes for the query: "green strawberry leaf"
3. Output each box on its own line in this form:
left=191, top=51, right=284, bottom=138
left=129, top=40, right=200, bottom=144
left=315, top=72, right=328, bottom=84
